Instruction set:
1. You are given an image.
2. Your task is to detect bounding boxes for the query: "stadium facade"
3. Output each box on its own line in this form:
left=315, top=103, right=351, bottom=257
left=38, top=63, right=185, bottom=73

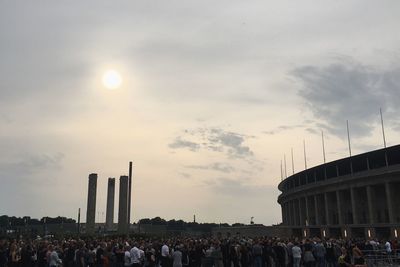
left=278, top=145, right=400, bottom=239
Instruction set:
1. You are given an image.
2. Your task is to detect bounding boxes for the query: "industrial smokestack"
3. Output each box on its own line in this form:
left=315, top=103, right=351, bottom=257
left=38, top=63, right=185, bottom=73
left=128, top=161, right=133, bottom=224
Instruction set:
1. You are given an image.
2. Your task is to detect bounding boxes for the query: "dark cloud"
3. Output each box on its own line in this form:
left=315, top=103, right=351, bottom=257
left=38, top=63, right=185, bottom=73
left=185, top=162, right=235, bottom=173
left=208, top=128, right=254, bottom=158
left=291, top=60, right=400, bottom=137
left=169, top=127, right=254, bottom=158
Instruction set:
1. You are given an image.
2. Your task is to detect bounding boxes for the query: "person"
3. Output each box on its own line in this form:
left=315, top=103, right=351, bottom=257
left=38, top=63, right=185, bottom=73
left=160, top=244, right=170, bottom=267
left=130, top=244, right=141, bottom=267
left=252, top=241, right=263, bottom=267
left=86, top=245, right=96, bottom=267
left=0, top=240, right=7, bottom=267
left=20, top=244, right=34, bottom=267
left=145, top=247, right=156, bottom=267
left=210, top=242, right=223, bottom=267
left=352, top=244, right=366, bottom=267
left=75, top=242, right=86, bottom=267
left=303, top=239, right=315, bottom=267
left=115, top=244, right=125, bottom=267
left=9, top=244, right=20, bottom=267
left=172, top=247, right=182, bottom=267
left=314, top=240, right=326, bottom=267
left=325, top=240, right=337, bottom=267
left=96, top=244, right=105, bottom=267
left=291, top=242, right=301, bottom=267
left=124, top=245, right=131, bottom=267
left=338, top=247, right=351, bottom=267
left=48, top=245, right=62, bottom=267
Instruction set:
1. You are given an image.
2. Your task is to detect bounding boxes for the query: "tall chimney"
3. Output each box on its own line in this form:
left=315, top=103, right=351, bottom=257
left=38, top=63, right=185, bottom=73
left=118, top=175, right=129, bottom=234
left=105, top=178, right=115, bottom=230
left=128, top=161, right=133, bottom=224
left=86, top=173, right=97, bottom=234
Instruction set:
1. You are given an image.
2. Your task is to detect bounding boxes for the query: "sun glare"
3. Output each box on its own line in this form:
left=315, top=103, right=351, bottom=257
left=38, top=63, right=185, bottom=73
left=102, top=70, right=122, bottom=89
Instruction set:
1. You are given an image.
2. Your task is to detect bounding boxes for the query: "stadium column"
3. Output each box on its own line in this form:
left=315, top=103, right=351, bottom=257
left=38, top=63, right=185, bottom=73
left=336, top=190, right=343, bottom=225
left=350, top=187, right=358, bottom=224
left=314, top=195, right=320, bottom=225
left=286, top=203, right=290, bottom=225
left=385, top=182, right=394, bottom=223
left=324, top=193, right=330, bottom=225
left=291, top=200, right=296, bottom=225
left=366, top=185, right=375, bottom=223
left=305, top=196, right=309, bottom=226
left=299, top=198, right=305, bottom=225
left=293, top=199, right=300, bottom=226
left=288, top=200, right=293, bottom=225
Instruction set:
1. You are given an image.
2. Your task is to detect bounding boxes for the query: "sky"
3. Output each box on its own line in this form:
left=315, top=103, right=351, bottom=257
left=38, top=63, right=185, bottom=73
left=1, top=1, right=400, bottom=225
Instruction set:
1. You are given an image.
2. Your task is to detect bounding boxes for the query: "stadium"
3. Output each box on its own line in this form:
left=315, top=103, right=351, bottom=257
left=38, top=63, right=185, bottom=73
left=278, top=144, right=400, bottom=239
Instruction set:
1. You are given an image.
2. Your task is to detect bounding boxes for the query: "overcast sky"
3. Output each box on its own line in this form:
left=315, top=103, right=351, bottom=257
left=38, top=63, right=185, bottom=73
left=1, top=1, right=400, bottom=225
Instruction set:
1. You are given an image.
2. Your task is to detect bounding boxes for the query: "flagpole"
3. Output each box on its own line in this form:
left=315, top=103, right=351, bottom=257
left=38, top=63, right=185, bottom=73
left=291, top=147, right=295, bottom=175
left=303, top=139, right=307, bottom=170
left=322, top=131, right=326, bottom=164
left=380, top=108, right=387, bottom=148
left=380, top=108, right=389, bottom=167
left=284, top=154, right=287, bottom=178
left=346, top=120, right=352, bottom=157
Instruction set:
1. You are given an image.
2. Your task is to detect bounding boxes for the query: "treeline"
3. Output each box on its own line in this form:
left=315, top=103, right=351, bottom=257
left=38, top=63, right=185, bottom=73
left=0, top=215, right=76, bottom=227
left=138, top=217, right=247, bottom=231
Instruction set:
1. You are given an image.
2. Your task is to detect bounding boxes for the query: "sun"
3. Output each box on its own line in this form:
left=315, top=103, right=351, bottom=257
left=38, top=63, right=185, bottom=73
left=102, top=70, right=122, bottom=89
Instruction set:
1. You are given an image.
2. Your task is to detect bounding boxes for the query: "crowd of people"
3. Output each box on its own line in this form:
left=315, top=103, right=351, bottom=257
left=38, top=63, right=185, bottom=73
left=0, top=236, right=398, bottom=267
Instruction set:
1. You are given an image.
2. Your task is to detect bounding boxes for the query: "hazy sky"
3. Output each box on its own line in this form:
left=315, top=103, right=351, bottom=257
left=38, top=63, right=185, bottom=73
left=1, top=1, right=400, bottom=225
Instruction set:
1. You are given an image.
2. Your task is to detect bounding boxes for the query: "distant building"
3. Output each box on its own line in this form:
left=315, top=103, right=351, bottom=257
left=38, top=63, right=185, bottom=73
left=278, top=145, right=400, bottom=239
left=86, top=173, right=97, bottom=234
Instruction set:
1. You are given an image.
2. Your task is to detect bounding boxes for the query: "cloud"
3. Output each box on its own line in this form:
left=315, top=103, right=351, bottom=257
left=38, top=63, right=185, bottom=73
left=179, top=172, right=191, bottom=179
left=208, top=128, right=254, bottom=158
left=168, top=137, right=200, bottom=151
left=0, top=153, right=65, bottom=184
left=206, top=177, right=275, bottom=197
left=263, top=124, right=304, bottom=135
left=169, top=127, right=254, bottom=158
left=185, top=162, right=235, bottom=173
left=291, top=60, right=400, bottom=137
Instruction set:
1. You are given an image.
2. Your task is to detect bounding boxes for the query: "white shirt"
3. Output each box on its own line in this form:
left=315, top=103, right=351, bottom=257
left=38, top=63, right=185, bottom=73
left=49, top=251, right=61, bottom=267
left=292, top=246, right=302, bottom=259
left=161, top=245, right=169, bottom=257
left=385, top=241, right=392, bottom=253
left=124, top=251, right=131, bottom=266
left=130, top=247, right=141, bottom=264
left=139, top=249, right=145, bottom=261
